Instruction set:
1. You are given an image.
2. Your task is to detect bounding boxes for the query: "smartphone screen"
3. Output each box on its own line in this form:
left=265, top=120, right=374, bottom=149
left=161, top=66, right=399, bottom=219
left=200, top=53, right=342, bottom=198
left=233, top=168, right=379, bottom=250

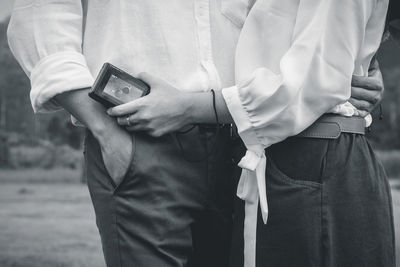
left=103, top=74, right=144, bottom=104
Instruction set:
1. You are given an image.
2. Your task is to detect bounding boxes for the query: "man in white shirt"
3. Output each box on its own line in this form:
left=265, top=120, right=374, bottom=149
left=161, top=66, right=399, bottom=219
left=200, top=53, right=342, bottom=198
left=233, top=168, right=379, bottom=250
left=8, top=1, right=386, bottom=266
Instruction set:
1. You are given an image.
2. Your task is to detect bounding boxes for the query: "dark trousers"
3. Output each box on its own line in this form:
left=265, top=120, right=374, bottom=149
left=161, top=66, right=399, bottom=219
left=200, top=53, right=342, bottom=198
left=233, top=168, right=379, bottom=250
left=230, top=134, right=396, bottom=267
left=84, top=127, right=236, bottom=267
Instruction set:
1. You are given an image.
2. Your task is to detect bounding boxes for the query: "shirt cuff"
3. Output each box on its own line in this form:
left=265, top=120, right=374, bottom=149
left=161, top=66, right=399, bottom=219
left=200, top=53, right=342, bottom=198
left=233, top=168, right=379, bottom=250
left=30, top=51, right=94, bottom=113
left=221, top=85, right=260, bottom=148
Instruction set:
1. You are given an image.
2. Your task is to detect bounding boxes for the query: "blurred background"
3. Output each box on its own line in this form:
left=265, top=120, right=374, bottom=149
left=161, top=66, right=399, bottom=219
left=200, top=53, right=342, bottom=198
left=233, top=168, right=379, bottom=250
left=1, top=0, right=400, bottom=266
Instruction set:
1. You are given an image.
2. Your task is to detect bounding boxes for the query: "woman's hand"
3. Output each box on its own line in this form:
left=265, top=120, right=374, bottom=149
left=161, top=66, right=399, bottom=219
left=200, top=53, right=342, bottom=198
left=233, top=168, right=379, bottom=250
left=107, top=72, right=194, bottom=137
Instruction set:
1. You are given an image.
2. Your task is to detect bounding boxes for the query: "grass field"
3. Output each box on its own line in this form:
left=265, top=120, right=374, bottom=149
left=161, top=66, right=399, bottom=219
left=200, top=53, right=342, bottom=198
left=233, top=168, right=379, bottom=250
left=0, top=184, right=105, bottom=267
left=0, top=180, right=399, bottom=267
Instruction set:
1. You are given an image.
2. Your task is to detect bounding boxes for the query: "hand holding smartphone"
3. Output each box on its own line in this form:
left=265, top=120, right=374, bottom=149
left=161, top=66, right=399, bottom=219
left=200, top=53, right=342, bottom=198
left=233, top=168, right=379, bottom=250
left=89, top=63, right=150, bottom=108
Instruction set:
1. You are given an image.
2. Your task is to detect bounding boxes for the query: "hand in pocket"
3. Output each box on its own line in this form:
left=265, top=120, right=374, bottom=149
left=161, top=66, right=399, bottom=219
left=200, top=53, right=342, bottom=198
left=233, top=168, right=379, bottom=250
left=97, top=126, right=133, bottom=186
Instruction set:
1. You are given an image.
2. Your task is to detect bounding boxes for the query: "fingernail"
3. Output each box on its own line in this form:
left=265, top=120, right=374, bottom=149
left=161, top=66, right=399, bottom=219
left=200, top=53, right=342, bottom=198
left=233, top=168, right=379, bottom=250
left=107, top=109, right=112, bottom=115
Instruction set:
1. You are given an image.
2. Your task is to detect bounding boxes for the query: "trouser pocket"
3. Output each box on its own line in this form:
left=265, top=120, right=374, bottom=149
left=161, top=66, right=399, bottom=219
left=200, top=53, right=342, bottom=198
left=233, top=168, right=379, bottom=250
left=255, top=157, right=323, bottom=267
left=268, top=136, right=330, bottom=183
left=254, top=137, right=328, bottom=267
left=84, top=130, right=136, bottom=193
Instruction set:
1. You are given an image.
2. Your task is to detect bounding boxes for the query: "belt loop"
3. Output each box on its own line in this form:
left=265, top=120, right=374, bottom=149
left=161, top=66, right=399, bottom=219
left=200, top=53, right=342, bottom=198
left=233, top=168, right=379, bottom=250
left=230, top=124, right=240, bottom=140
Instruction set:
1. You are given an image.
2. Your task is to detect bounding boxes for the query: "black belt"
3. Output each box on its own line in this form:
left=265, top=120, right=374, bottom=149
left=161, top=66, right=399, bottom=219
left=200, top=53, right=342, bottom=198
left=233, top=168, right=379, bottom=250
left=297, top=114, right=366, bottom=139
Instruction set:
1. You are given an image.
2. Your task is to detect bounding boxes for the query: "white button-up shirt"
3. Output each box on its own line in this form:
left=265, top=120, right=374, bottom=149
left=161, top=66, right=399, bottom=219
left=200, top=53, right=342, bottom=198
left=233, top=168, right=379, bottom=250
left=7, top=1, right=388, bottom=267
left=7, top=0, right=245, bottom=113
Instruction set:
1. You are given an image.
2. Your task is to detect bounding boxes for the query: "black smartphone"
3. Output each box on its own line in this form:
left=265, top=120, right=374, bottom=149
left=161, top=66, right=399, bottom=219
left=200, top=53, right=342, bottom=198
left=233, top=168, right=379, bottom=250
left=89, top=63, right=150, bottom=108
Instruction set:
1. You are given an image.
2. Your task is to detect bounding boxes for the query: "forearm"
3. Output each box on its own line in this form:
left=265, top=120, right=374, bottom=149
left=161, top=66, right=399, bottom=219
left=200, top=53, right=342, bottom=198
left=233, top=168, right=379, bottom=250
left=188, top=91, right=233, bottom=124
left=55, top=89, right=118, bottom=137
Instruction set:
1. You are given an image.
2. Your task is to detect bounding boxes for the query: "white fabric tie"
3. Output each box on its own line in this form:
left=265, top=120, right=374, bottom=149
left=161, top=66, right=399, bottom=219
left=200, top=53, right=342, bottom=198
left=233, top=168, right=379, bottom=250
left=236, top=148, right=268, bottom=267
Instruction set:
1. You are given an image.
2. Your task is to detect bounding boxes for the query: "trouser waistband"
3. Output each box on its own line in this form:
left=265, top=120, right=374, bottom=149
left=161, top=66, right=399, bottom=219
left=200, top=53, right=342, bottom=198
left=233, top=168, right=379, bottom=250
left=199, top=113, right=366, bottom=141
left=218, top=114, right=366, bottom=142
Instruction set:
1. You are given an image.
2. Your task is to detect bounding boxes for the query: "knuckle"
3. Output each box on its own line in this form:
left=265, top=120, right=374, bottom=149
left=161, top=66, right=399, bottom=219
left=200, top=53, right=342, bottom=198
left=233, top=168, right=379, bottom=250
left=149, top=130, right=157, bottom=137
left=362, top=101, right=370, bottom=109
left=113, top=108, right=123, bottom=115
left=150, top=129, right=162, bottom=137
left=378, top=83, right=384, bottom=92
left=374, top=79, right=384, bottom=91
left=354, top=101, right=368, bottom=110
left=372, top=94, right=381, bottom=104
left=141, top=112, right=151, bottom=122
left=373, top=82, right=382, bottom=91
left=351, top=76, right=362, bottom=85
left=147, top=122, right=157, bottom=132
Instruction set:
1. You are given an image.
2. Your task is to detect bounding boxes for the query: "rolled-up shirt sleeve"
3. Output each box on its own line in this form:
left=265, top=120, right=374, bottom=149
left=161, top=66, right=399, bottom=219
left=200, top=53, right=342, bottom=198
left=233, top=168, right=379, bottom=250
left=7, top=0, right=94, bottom=113
left=222, top=0, right=376, bottom=149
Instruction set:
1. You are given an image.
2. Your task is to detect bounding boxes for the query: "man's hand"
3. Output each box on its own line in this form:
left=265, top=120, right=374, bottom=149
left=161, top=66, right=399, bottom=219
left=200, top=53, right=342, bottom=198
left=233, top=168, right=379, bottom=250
left=107, top=72, right=194, bottom=137
left=55, top=89, right=132, bottom=185
left=96, top=124, right=132, bottom=186
left=350, top=58, right=384, bottom=117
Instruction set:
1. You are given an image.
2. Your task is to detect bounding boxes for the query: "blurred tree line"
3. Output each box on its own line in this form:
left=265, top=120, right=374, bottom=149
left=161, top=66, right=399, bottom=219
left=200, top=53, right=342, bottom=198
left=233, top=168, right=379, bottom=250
left=0, top=17, right=399, bottom=156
